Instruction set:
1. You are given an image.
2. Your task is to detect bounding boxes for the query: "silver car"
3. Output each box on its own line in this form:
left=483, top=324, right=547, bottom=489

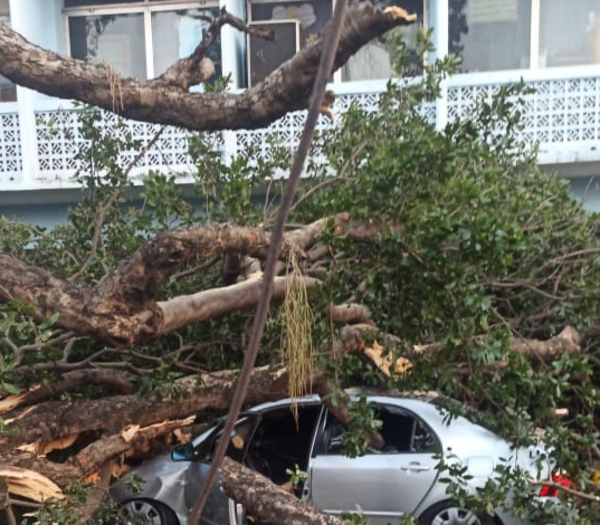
left=110, top=394, right=558, bottom=525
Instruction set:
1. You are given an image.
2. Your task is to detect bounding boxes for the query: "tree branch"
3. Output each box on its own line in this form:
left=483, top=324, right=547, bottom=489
left=0, top=3, right=416, bottom=131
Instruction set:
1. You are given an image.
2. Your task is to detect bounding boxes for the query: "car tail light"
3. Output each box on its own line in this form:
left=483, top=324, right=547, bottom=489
left=539, top=470, right=569, bottom=497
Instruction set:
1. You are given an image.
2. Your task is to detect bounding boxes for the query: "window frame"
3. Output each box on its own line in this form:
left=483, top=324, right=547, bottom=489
left=63, top=0, right=220, bottom=80
left=315, top=402, right=441, bottom=457
left=247, top=0, right=428, bottom=83
left=449, top=0, right=600, bottom=74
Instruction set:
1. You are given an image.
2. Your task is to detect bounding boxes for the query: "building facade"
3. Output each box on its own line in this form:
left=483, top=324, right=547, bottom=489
left=1, top=0, right=600, bottom=225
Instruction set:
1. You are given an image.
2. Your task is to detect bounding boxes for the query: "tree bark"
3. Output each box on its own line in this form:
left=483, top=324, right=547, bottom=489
left=1, top=365, right=292, bottom=451
left=221, top=457, right=345, bottom=525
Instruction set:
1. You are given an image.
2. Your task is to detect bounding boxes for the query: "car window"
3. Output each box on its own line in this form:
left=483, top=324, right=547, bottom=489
left=246, top=404, right=322, bottom=484
left=320, top=403, right=440, bottom=455
left=200, top=415, right=259, bottom=463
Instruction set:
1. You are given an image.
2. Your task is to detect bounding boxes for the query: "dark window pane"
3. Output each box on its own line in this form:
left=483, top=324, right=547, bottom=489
left=342, top=0, right=423, bottom=81
left=247, top=405, right=321, bottom=484
left=64, top=0, right=143, bottom=7
left=69, top=13, right=147, bottom=79
left=449, top=0, right=531, bottom=72
left=247, top=21, right=301, bottom=87
left=152, top=8, right=221, bottom=80
left=540, top=0, right=600, bottom=67
left=0, top=73, right=16, bottom=102
left=249, top=0, right=332, bottom=86
left=250, top=0, right=332, bottom=46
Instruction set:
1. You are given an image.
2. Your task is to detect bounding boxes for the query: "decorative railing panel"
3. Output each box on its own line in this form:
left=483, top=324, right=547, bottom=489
left=35, top=109, right=193, bottom=178
left=234, top=91, right=436, bottom=162
left=0, top=112, right=22, bottom=185
left=448, top=75, right=600, bottom=146
left=1, top=72, right=600, bottom=190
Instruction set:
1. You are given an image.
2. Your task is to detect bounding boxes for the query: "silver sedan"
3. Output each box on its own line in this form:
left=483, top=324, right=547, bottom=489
left=110, top=394, right=558, bottom=525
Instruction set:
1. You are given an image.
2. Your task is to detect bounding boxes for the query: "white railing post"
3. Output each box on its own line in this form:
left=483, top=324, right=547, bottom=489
left=9, top=0, right=42, bottom=188
left=219, top=0, right=246, bottom=162
left=430, top=0, right=449, bottom=130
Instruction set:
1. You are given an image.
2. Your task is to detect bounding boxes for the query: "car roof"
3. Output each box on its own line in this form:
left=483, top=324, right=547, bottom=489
left=245, top=392, right=509, bottom=457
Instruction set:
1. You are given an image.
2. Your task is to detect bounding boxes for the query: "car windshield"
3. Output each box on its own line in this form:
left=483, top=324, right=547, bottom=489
left=198, top=415, right=258, bottom=463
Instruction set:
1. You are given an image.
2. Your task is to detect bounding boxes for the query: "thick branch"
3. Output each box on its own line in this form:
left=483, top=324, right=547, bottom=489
left=0, top=370, right=132, bottom=415
left=221, top=457, right=345, bottom=525
left=0, top=214, right=377, bottom=345
left=0, top=3, right=416, bottom=131
left=158, top=275, right=319, bottom=334
left=68, top=417, right=195, bottom=479
left=1, top=365, right=293, bottom=451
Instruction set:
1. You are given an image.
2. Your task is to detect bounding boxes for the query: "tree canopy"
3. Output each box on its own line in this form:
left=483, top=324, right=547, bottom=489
left=0, top=3, right=599, bottom=525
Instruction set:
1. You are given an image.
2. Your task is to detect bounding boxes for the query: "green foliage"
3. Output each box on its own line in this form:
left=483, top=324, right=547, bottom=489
left=28, top=480, right=90, bottom=525
left=341, top=396, right=383, bottom=458
left=341, top=507, right=369, bottom=525
left=285, top=463, right=308, bottom=488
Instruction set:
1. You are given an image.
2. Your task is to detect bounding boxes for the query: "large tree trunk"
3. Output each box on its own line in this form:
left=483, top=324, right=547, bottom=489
left=221, top=457, right=345, bottom=525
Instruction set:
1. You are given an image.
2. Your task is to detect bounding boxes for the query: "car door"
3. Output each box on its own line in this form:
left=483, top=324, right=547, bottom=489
left=183, top=414, right=263, bottom=525
left=306, top=403, right=441, bottom=525
left=227, top=402, right=323, bottom=525
left=244, top=402, right=323, bottom=485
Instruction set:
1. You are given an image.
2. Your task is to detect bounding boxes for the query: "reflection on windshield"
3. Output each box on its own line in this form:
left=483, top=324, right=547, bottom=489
left=201, top=416, right=257, bottom=463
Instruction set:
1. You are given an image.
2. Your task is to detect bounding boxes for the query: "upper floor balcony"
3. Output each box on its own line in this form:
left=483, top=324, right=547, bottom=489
left=1, top=0, right=600, bottom=193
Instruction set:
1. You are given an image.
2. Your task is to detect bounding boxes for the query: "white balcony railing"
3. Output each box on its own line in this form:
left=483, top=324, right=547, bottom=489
left=0, top=110, right=22, bottom=187
left=1, top=67, right=600, bottom=191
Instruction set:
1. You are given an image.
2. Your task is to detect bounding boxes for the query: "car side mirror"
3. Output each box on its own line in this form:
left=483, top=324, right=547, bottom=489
left=171, top=443, right=195, bottom=461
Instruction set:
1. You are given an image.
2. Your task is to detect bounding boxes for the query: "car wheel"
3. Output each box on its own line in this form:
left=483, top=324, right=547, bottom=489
left=120, top=499, right=179, bottom=525
left=419, top=502, right=496, bottom=525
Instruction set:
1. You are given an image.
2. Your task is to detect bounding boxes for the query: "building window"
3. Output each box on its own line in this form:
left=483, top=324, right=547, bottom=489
left=249, top=0, right=333, bottom=46
left=66, top=1, right=221, bottom=82
left=247, top=0, right=332, bottom=86
left=0, top=0, right=16, bottom=102
left=449, top=0, right=531, bottom=73
left=540, top=0, right=600, bottom=67
left=248, top=0, right=422, bottom=83
left=342, top=0, right=424, bottom=81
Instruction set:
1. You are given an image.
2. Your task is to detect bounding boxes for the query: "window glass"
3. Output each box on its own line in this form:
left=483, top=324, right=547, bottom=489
left=152, top=8, right=222, bottom=79
left=342, top=0, right=423, bottom=81
left=250, top=0, right=332, bottom=46
left=0, top=2, right=16, bottom=102
left=321, top=405, right=439, bottom=455
left=449, top=0, right=531, bottom=72
left=540, top=0, right=600, bottom=67
left=201, top=415, right=259, bottom=463
left=65, top=0, right=143, bottom=7
left=69, top=13, right=147, bottom=79
left=248, top=0, right=331, bottom=86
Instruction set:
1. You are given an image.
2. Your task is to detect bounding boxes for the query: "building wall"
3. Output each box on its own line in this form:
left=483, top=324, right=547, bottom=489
left=1, top=0, right=600, bottom=226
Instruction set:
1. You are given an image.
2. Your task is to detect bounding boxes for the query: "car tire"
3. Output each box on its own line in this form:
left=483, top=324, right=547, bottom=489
left=120, top=499, right=179, bottom=525
left=419, top=501, right=496, bottom=525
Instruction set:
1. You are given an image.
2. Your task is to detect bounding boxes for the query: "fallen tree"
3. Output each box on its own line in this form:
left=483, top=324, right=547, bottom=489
left=0, top=2, right=599, bottom=525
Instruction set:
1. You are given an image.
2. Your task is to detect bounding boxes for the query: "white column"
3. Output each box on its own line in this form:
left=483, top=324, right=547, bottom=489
left=430, top=0, right=449, bottom=131
left=9, top=0, right=38, bottom=188
left=8, top=0, right=64, bottom=188
left=219, top=0, right=247, bottom=162
left=221, top=0, right=246, bottom=88
left=530, top=0, right=540, bottom=69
